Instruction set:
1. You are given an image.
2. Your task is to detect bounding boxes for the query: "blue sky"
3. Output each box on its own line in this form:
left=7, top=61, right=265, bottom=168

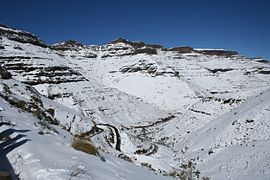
left=1, top=0, right=270, bottom=59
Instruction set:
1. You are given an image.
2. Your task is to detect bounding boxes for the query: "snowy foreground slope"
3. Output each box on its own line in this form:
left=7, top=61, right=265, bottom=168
left=0, top=80, right=169, bottom=180
left=1, top=25, right=270, bottom=179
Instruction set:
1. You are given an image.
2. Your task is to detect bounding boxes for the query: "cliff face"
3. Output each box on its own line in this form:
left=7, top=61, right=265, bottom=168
left=0, top=24, right=47, bottom=47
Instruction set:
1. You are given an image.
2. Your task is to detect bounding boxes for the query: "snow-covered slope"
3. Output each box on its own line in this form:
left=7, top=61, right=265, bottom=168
left=0, top=79, right=169, bottom=180
left=1, top=25, right=270, bottom=179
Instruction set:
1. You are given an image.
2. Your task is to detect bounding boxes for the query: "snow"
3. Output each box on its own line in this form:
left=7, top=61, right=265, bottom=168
left=104, top=74, right=196, bottom=111
left=1, top=26, right=270, bottom=179
left=0, top=80, right=171, bottom=180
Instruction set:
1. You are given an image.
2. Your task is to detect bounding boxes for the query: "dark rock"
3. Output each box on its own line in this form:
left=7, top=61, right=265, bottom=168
left=257, top=70, right=270, bottom=74
left=146, top=44, right=163, bottom=49
left=246, top=119, right=254, bottom=123
left=205, top=68, right=234, bottom=73
left=222, top=98, right=242, bottom=105
left=38, top=131, right=45, bottom=135
left=208, top=148, right=214, bottom=155
left=0, top=56, right=31, bottom=60
left=50, top=40, right=84, bottom=51
left=133, top=48, right=157, bottom=55
left=63, top=40, right=83, bottom=46
left=24, top=78, right=86, bottom=86
left=244, top=71, right=251, bottom=75
left=110, top=38, right=145, bottom=49
left=0, top=24, right=47, bottom=48
left=13, top=45, right=23, bottom=50
left=189, top=108, right=211, bottom=115
left=170, top=46, right=193, bottom=53
left=196, top=50, right=238, bottom=57
left=120, top=61, right=158, bottom=75
left=46, top=108, right=55, bottom=117
left=82, top=53, right=98, bottom=58
left=135, top=148, right=148, bottom=155
left=111, top=38, right=163, bottom=49
left=255, top=59, right=269, bottom=63
left=0, top=66, right=12, bottom=79
left=0, top=56, right=87, bottom=85
left=118, top=154, right=132, bottom=162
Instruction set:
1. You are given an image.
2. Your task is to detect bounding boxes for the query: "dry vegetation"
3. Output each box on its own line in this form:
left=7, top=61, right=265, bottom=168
left=71, top=137, right=99, bottom=156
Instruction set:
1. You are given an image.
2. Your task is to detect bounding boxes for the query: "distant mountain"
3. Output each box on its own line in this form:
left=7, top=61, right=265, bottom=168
left=0, top=24, right=270, bottom=180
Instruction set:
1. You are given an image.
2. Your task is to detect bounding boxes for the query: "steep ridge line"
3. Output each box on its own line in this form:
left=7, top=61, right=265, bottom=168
left=179, top=87, right=270, bottom=150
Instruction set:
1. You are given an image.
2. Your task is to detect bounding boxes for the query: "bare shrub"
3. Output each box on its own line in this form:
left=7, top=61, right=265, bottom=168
left=71, top=137, right=99, bottom=156
left=68, top=162, right=88, bottom=180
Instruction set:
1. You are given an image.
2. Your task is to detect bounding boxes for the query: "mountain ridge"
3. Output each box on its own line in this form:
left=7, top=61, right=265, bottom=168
left=0, top=24, right=247, bottom=59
